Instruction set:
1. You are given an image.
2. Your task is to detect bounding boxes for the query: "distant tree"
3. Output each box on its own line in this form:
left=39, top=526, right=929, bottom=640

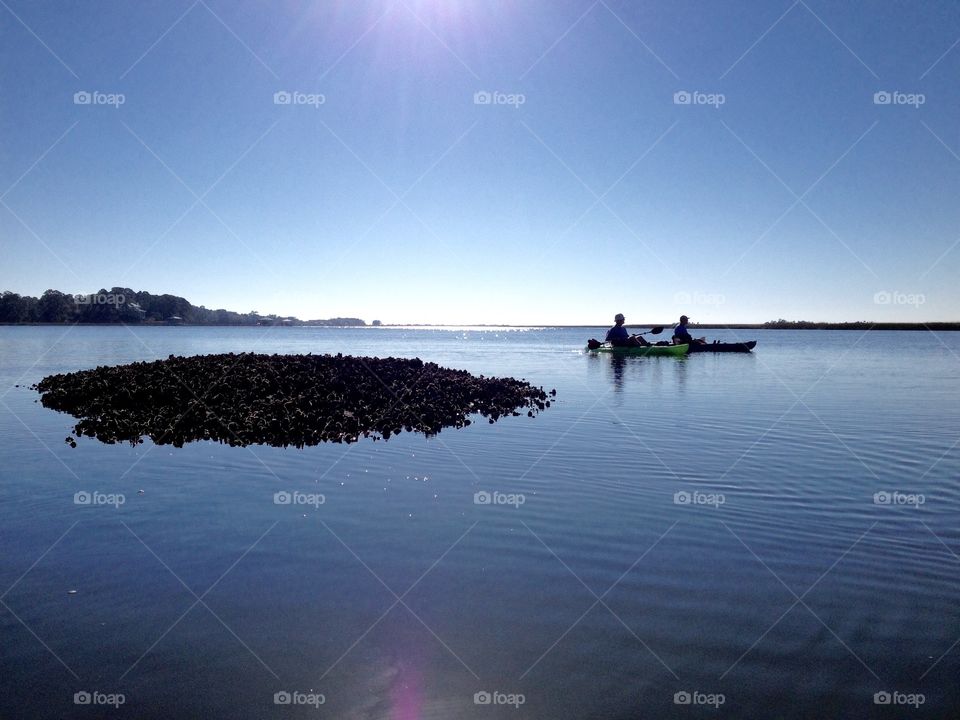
left=20, top=295, right=39, bottom=322
left=37, top=289, right=75, bottom=323
left=0, top=292, right=26, bottom=322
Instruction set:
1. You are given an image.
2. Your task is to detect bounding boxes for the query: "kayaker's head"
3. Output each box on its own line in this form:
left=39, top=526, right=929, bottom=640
left=614, top=313, right=625, bottom=325
left=679, top=315, right=689, bottom=324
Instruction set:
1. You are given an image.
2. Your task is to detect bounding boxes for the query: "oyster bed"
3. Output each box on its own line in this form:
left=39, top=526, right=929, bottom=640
left=35, top=352, right=555, bottom=448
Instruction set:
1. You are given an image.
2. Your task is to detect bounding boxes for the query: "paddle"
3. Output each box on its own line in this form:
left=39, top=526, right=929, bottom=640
left=588, top=326, right=666, bottom=350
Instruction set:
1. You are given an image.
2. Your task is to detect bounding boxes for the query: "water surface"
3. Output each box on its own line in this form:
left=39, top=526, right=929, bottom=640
left=1, top=326, right=958, bottom=718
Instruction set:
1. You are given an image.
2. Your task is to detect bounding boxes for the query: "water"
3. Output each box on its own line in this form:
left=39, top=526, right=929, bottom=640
left=1, top=326, right=958, bottom=718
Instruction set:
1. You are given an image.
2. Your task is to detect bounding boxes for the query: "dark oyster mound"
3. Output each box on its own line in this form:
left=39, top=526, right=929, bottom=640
left=35, top=353, right=554, bottom=448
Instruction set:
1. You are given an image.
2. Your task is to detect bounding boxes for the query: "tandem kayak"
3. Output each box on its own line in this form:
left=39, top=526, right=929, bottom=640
left=686, top=341, right=757, bottom=353
left=586, top=343, right=688, bottom=357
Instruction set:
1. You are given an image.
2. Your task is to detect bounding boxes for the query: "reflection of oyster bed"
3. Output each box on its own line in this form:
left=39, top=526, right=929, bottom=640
left=35, top=353, right=555, bottom=448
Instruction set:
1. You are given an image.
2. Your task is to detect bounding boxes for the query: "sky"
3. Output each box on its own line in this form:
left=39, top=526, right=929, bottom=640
left=1, top=0, right=959, bottom=325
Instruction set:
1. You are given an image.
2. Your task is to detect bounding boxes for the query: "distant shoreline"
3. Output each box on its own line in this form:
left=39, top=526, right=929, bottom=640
left=381, top=322, right=960, bottom=331
left=7, top=289, right=956, bottom=331
left=2, top=322, right=959, bottom=331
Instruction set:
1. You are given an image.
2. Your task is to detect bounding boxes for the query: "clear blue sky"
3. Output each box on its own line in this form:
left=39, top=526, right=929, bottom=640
left=2, top=0, right=958, bottom=324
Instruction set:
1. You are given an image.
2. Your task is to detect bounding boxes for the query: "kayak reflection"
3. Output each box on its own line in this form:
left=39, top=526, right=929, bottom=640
left=588, top=350, right=688, bottom=396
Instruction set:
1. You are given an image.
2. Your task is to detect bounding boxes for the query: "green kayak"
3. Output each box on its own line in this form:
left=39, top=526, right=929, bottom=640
left=586, top=343, right=688, bottom=357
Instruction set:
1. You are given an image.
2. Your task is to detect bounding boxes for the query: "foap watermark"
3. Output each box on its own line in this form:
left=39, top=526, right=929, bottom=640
left=873, top=91, right=925, bottom=108
left=473, top=690, right=525, bottom=708
left=674, top=690, right=725, bottom=707
left=473, top=90, right=525, bottom=108
left=273, top=690, right=325, bottom=708
left=74, top=691, right=125, bottom=707
left=274, top=490, right=325, bottom=508
left=73, top=91, right=125, bottom=108
left=74, top=292, right=125, bottom=306
left=674, top=490, right=725, bottom=508
left=873, top=291, right=925, bottom=307
left=674, top=90, right=725, bottom=108
left=474, top=490, right=525, bottom=508
left=873, top=491, right=925, bottom=508
left=273, top=90, right=325, bottom=108
left=74, top=491, right=125, bottom=508
left=674, top=290, right=726, bottom=307
left=874, top=690, right=925, bottom=708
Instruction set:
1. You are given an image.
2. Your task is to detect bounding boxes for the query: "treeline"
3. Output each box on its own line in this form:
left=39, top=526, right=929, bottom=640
left=0, top=288, right=365, bottom=326
left=760, top=319, right=960, bottom=330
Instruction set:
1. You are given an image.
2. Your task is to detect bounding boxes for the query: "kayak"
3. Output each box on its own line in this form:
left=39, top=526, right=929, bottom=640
left=587, top=343, right=688, bottom=357
left=687, top=340, right=757, bottom=353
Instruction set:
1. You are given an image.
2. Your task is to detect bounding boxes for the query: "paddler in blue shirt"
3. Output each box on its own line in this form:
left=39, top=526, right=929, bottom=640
left=672, top=315, right=705, bottom=345
left=606, top=313, right=650, bottom=347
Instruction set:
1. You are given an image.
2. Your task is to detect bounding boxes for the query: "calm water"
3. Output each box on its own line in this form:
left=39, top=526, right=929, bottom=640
left=1, top=326, right=958, bottom=718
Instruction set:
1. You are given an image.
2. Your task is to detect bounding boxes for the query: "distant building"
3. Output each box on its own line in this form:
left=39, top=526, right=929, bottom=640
left=167, top=315, right=184, bottom=325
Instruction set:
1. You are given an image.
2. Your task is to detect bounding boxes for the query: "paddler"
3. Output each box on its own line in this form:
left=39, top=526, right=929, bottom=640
left=672, top=315, right=705, bottom=345
left=606, top=313, right=650, bottom=347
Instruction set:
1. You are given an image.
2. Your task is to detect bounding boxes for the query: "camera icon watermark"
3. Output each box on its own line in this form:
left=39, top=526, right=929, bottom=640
left=74, top=292, right=125, bottom=306
left=273, top=90, right=325, bottom=108
left=473, top=690, right=525, bottom=707
left=873, top=491, right=925, bottom=508
left=73, top=690, right=125, bottom=707
left=673, top=90, right=725, bottom=108
left=73, top=90, right=125, bottom=108
left=873, top=690, right=924, bottom=707
left=473, top=90, right=525, bottom=108
left=273, top=490, right=325, bottom=508
left=74, top=491, right=125, bottom=508
left=873, top=90, right=925, bottom=108
left=674, top=490, right=725, bottom=508
left=674, top=690, right=725, bottom=707
left=872, top=290, right=925, bottom=307
left=273, top=690, right=325, bottom=707
left=474, top=490, right=525, bottom=508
